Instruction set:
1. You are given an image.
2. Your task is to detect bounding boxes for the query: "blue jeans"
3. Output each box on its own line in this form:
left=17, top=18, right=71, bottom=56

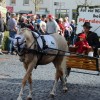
left=0, top=32, right=3, bottom=48
left=8, top=31, right=16, bottom=53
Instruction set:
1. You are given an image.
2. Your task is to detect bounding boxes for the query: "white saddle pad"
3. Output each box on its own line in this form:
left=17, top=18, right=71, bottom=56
left=33, top=32, right=58, bottom=49
left=43, top=35, right=58, bottom=49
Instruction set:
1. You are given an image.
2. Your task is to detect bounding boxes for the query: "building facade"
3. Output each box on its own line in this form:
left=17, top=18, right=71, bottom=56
left=6, top=0, right=100, bottom=21
left=0, top=0, right=6, bottom=19
left=0, top=0, right=6, bottom=7
left=6, top=0, right=34, bottom=13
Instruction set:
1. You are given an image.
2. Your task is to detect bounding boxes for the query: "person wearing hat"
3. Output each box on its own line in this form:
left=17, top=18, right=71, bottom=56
left=74, top=33, right=91, bottom=54
left=58, top=18, right=65, bottom=36
left=46, top=14, right=60, bottom=34
left=76, top=22, right=99, bottom=56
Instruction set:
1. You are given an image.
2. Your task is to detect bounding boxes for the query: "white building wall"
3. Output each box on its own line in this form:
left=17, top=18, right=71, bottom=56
left=6, top=0, right=34, bottom=13
left=46, top=0, right=100, bottom=21
left=38, top=0, right=100, bottom=21
left=6, top=0, right=100, bottom=21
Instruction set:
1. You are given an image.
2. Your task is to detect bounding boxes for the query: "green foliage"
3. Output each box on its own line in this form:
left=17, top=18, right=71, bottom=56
left=2, top=31, right=9, bottom=50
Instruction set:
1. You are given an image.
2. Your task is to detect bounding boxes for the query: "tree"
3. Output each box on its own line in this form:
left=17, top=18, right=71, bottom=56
left=31, top=0, right=43, bottom=13
left=0, top=0, right=3, bottom=2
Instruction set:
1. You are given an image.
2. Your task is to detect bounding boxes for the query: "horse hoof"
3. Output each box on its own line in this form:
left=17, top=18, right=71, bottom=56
left=63, top=87, right=68, bottom=93
left=50, top=93, right=55, bottom=98
left=17, top=96, right=22, bottom=100
left=27, top=97, right=32, bottom=100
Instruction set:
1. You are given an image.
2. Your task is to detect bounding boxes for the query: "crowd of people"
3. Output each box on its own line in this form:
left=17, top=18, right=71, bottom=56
left=0, top=11, right=100, bottom=57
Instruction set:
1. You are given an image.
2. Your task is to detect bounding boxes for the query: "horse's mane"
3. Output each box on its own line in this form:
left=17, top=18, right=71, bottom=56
left=18, top=28, right=34, bottom=41
left=18, top=28, right=31, bottom=35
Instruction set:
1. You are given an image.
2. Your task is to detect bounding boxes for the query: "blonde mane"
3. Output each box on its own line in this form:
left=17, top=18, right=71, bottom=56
left=18, top=28, right=33, bottom=41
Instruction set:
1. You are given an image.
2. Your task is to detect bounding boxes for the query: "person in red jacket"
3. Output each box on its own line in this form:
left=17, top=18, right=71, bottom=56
left=74, top=33, right=91, bottom=54
left=58, top=18, right=65, bottom=36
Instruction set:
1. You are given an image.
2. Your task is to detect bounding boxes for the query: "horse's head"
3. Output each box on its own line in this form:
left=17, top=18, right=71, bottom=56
left=11, top=28, right=37, bottom=61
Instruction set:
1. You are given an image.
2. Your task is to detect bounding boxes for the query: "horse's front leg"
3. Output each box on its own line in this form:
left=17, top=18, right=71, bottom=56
left=17, top=57, right=37, bottom=100
left=23, top=63, right=33, bottom=99
left=17, top=86, right=24, bottom=100
left=27, top=73, right=32, bottom=100
left=17, top=74, right=33, bottom=100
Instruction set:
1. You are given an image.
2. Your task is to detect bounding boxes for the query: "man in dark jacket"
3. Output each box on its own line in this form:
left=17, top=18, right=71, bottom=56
left=77, top=22, right=99, bottom=57
left=0, top=12, right=4, bottom=54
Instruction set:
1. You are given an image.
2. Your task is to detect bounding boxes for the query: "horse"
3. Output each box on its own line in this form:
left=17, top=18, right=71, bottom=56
left=13, top=28, right=68, bottom=100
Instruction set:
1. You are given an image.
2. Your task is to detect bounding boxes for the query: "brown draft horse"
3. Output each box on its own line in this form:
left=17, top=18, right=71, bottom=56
left=14, top=28, right=68, bottom=100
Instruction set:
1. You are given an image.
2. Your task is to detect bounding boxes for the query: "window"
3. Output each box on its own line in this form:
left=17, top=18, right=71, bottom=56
left=55, top=9, right=69, bottom=18
left=23, top=0, right=29, bottom=5
left=72, top=9, right=77, bottom=20
left=11, top=0, right=16, bottom=5
left=40, top=0, right=43, bottom=4
left=54, top=2, right=59, bottom=6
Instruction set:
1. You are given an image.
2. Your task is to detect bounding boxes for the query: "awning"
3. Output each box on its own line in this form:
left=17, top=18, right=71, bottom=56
left=18, top=10, right=32, bottom=14
left=6, top=6, right=13, bottom=13
left=0, top=6, right=7, bottom=14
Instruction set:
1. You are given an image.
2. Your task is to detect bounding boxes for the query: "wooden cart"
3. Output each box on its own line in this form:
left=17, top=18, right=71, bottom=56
left=66, top=47, right=100, bottom=75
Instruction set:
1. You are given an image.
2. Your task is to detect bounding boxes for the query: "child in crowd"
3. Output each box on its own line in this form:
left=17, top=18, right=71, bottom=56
left=74, top=33, right=91, bottom=54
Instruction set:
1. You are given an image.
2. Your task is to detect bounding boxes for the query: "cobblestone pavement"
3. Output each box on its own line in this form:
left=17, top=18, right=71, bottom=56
left=0, top=55, right=100, bottom=100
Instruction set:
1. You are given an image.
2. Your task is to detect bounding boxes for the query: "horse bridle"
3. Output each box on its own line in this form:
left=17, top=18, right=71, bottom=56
left=14, top=32, right=39, bottom=56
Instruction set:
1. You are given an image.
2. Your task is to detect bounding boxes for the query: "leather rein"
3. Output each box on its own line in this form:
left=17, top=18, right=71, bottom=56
left=14, top=31, right=67, bottom=57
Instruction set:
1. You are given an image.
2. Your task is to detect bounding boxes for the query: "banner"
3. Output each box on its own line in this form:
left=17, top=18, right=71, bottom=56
left=76, top=6, right=100, bottom=36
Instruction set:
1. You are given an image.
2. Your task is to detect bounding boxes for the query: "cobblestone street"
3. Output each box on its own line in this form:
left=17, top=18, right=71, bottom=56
left=0, top=55, right=100, bottom=100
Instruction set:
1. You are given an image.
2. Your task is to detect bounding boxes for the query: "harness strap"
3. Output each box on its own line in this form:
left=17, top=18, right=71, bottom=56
left=31, top=31, right=42, bottom=50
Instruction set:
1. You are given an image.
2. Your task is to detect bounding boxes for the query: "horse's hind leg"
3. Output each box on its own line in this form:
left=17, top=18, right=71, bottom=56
left=50, top=67, right=63, bottom=97
left=50, top=56, right=67, bottom=96
left=60, top=57, right=68, bottom=92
